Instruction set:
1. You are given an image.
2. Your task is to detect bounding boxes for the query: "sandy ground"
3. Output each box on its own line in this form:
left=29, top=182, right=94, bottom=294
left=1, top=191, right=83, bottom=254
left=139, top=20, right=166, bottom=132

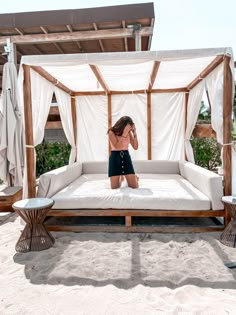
left=1, top=213, right=236, bottom=315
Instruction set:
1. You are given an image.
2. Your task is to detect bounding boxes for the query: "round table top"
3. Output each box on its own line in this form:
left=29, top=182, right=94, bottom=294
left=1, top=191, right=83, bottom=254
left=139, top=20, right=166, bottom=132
left=222, top=196, right=236, bottom=205
left=13, top=198, right=54, bottom=210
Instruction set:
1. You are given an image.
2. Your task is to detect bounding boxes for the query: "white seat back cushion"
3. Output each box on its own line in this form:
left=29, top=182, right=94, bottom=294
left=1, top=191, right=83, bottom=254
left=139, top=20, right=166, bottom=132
left=82, top=160, right=180, bottom=174
left=179, top=161, right=223, bottom=210
left=37, top=162, right=82, bottom=198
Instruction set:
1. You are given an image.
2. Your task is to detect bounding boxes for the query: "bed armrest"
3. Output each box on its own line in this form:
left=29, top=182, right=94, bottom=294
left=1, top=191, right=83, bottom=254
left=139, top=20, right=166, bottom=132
left=179, top=161, right=224, bottom=210
left=37, top=162, right=82, bottom=198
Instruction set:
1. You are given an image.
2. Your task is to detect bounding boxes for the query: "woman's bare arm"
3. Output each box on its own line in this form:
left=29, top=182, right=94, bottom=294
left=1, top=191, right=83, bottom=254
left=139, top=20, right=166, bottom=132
left=130, top=126, right=138, bottom=150
left=108, top=130, right=118, bottom=148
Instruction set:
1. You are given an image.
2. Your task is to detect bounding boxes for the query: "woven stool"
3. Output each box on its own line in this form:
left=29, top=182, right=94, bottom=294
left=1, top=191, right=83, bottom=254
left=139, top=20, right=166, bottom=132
left=13, top=198, right=55, bottom=252
left=220, top=196, right=236, bottom=248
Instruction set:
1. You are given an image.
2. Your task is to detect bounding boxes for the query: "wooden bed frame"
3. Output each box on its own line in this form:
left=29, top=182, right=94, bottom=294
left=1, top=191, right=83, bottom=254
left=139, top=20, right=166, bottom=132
left=22, top=53, right=233, bottom=232
left=45, top=208, right=225, bottom=233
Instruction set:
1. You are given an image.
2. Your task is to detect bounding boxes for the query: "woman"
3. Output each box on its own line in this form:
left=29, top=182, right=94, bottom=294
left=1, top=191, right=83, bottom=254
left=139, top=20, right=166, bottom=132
left=108, top=116, right=139, bottom=189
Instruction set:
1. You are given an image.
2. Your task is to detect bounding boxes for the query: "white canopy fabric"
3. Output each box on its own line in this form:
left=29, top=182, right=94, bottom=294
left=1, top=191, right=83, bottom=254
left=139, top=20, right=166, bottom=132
left=0, top=62, right=24, bottom=186
left=17, top=48, right=235, bottom=195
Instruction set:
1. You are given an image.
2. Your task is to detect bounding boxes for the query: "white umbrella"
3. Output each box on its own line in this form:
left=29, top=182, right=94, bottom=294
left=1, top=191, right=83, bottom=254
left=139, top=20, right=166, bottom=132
left=0, top=62, right=24, bottom=186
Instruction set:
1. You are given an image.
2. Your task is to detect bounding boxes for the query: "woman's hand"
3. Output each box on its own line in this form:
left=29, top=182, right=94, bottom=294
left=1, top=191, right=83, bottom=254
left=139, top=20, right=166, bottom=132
left=131, top=124, right=137, bottom=138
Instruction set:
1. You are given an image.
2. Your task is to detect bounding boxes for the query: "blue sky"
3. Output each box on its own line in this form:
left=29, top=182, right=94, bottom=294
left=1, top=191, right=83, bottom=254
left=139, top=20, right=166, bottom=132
left=1, top=0, right=236, bottom=58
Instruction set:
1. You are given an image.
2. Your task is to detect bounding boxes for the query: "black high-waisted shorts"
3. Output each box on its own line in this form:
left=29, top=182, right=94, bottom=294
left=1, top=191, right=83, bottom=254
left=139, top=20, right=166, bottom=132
left=108, top=150, right=135, bottom=177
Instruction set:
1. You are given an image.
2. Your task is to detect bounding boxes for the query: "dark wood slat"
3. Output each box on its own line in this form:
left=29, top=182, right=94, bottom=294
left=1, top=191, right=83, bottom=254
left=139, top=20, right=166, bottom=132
left=46, top=225, right=225, bottom=233
left=0, top=27, right=153, bottom=45
left=187, top=55, right=224, bottom=90
left=89, top=64, right=110, bottom=93
left=148, top=61, right=160, bottom=91
left=48, top=209, right=225, bottom=217
left=30, top=66, right=73, bottom=95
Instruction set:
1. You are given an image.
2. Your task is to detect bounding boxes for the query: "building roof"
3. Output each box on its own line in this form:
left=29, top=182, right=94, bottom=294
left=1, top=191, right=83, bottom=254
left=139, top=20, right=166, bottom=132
left=0, top=2, right=155, bottom=92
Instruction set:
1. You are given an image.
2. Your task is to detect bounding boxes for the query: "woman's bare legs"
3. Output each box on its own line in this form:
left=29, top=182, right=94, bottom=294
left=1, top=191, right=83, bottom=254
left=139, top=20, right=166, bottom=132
left=110, top=175, right=123, bottom=189
left=125, top=174, right=139, bottom=188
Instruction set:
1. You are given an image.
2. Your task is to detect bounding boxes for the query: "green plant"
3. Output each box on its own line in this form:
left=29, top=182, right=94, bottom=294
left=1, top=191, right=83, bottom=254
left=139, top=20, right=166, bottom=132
left=36, top=141, right=71, bottom=177
left=190, top=137, right=221, bottom=171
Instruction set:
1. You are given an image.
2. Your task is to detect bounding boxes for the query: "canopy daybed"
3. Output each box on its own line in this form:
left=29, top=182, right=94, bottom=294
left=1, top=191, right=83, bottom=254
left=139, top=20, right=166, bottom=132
left=18, top=48, right=235, bottom=232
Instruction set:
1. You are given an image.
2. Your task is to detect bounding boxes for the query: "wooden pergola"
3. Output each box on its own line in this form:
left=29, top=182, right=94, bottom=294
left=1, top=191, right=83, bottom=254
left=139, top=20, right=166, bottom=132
left=0, top=2, right=155, bottom=93
left=20, top=49, right=233, bottom=231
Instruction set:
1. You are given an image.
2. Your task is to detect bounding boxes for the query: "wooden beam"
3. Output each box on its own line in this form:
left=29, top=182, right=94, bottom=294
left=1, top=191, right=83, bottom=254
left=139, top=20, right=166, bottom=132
left=23, top=65, right=35, bottom=198
left=45, top=121, right=63, bottom=129
left=66, top=24, right=84, bottom=52
left=125, top=216, right=132, bottom=227
left=93, top=23, right=105, bottom=52
left=0, top=27, right=153, bottom=45
left=40, top=26, right=65, bottom=54
left=147, top=92, right=152, bottom=160
left=48, top=208, right=225, bottom=217
left=71, top=96, right=77, bottom=160
left=148, top=61, right=160, bottom=92
left=47, top=225, right=224, bottom=233
left=30, top=65, right=74, bottom=95
left=187, top=55, right=224, bottom=90
left=107, top=94, right=112, bottom=154
left=73, top=88, right=187, bottom=96
left=14, top=27, right=23, bottom=35
left=74, top=91, right=106, bottom=96
left=89, top=64, right=110, bottom=93
left=223, top=55, right=233, bottom=226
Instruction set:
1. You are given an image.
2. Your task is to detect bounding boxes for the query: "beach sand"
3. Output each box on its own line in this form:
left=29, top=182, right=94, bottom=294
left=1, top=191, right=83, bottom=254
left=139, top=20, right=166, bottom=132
left=1, top=213, right=236, bottom=314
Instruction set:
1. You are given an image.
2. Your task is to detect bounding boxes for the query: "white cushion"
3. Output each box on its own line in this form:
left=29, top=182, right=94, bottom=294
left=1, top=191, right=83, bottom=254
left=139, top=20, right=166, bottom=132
left=52, top=173, right=210, bottom=210
left=179, top=161, right=223, bottom=210
left=133, top=160, right=180, bottom=174
left=37, top=162, right=82, bottom=198
left=82, top=160, right=180, bottom=174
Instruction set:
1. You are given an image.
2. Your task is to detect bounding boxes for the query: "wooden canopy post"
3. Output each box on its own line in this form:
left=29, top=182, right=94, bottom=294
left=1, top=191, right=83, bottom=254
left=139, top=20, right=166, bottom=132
left=184, top=92, right=189, bottom=160
left=147, top=61, right=160, bottom=160
left=23, top=65, right=36, bottom=198
left=223, top=55, right=233, bottom=226
left=147, top=92, right=152, bottom=160
left=107, top=94, right=112, bottom=155
left=71, top=96, right=77, bottom=161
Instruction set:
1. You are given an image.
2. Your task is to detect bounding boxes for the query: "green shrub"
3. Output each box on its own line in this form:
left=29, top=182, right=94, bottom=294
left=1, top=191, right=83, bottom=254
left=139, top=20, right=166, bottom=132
left=190, top=137, right=221, bottom=171
left=36, top=141, right=71, bottom=177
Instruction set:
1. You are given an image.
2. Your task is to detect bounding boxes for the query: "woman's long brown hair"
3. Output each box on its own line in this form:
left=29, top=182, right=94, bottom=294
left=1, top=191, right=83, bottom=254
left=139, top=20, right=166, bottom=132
left=108, top=116, right=134, bottom=136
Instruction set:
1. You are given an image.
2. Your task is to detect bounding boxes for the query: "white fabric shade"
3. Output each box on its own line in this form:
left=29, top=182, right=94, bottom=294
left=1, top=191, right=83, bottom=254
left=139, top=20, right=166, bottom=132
left=17, top=48, right=235, bottom=197
left=0, top=62, right=24, bottom=186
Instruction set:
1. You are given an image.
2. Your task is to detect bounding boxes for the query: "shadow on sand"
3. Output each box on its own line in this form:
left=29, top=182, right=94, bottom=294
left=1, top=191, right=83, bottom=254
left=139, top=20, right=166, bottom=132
left=13, top=231, right=236, bottom=290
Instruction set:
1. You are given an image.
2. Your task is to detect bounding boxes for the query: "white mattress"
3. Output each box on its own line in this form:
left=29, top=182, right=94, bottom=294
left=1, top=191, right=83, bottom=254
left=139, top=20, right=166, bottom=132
left=52, top=174, right=211, bottom=210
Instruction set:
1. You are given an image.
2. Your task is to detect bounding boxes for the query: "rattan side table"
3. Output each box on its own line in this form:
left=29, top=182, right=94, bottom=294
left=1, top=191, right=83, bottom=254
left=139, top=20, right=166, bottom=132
left=13, top=198, right=55, bottom=253
left=220, top=196, right=236, bottom=248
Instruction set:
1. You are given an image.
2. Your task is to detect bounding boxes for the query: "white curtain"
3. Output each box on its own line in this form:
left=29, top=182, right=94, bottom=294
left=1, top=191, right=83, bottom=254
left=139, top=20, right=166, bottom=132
left=55, top=87, right=76, bottom=164
left=23, top=69, right=54, bottom=197
left=185, top=80, right=205, bottom=163
left=111, top=94, right=147, bottom=160
left=206, top=63, right=224, bottom=145
left=76, top=95, right=108, bottom=162
left=151, top=93, right=185, bottom=160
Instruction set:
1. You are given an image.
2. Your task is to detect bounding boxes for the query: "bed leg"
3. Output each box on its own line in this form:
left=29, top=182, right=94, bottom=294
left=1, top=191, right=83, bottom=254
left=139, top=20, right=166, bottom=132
left=125, top=216, right=132, bottom=227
